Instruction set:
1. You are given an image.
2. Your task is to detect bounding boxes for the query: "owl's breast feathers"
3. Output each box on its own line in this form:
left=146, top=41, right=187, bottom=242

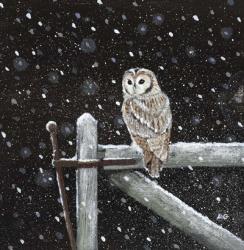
left=122, top=92, right=172, bottom=137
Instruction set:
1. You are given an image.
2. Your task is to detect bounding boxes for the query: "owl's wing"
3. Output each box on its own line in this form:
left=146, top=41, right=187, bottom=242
left=129, top=92, right=172, bottom=135
left=147, top=129, right=171, bottom=162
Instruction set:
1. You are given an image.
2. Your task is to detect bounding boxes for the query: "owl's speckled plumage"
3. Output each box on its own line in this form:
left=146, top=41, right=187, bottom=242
left=122, top=68, right=172, bottom=178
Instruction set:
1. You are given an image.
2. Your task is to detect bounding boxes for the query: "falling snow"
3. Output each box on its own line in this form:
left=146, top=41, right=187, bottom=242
left=193, top=15, right=199, bottom=21
left=1, top=1, right=244, bottom=249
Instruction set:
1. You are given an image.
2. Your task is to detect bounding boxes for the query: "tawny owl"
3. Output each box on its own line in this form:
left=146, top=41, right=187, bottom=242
left=122, top=68, right=172, bottom=178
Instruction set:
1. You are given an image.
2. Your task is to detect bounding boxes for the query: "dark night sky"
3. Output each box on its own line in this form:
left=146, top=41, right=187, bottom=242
left=0, top=0, right=244, bottom=249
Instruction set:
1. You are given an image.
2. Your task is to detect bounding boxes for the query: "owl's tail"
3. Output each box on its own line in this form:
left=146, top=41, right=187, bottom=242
left=151, top=156, right=163, bottom=178
left=144, top=152, right=162, bottom=178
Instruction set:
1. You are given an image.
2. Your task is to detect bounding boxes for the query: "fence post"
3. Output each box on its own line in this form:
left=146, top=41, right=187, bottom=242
left=76, top=113, right=98, bottom=250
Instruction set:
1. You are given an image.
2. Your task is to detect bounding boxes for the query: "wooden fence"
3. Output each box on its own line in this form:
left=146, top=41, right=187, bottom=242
left=46, top=113, right=244, bottom=250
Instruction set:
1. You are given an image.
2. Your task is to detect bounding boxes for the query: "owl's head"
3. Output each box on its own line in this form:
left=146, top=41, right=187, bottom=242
left=122, top=68, right=160, bottom=97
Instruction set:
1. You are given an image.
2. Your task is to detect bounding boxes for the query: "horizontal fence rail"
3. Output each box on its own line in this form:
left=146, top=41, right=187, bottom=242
left=99, top=142, right=244, bottom=169
left=58, top=143, right=244, bottom=170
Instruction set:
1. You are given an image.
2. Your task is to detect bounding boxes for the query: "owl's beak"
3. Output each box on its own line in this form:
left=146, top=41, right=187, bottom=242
left=133, top=84, right=136, bottom=92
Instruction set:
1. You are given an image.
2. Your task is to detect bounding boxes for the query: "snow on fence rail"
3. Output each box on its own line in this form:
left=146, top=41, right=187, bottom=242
left=46, top=113, right=244, bottom=250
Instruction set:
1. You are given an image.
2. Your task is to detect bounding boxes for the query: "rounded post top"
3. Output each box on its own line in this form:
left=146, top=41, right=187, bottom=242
left=77, top=113, right=97, bottom=125
left=46, top=121, right=58, bottom=133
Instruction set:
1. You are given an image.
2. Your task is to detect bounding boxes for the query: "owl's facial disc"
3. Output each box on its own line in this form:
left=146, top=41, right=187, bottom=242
left=134, top=74, right=152, bottom=95
left=123, top=70, right=153, bottom=96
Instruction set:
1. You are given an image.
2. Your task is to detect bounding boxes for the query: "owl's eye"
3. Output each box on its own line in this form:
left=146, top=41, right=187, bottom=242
left=127, top=80, right=133, bottom=85
left=138, top=79, right=145, bottom=84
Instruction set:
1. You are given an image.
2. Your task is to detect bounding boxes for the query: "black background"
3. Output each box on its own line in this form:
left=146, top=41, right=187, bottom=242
left=0, top=0, right=244, bottom=249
